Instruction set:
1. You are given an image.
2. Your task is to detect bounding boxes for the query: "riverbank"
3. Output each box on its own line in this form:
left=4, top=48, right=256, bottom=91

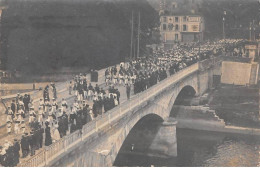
left=114, top=127, right=260, bottom=167
left=177, top=121, right=260, bottom=136
left=207, top=84, right=260, bottom=129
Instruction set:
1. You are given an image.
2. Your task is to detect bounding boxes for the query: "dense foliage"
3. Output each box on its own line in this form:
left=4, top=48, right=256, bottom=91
left=1, top=0, right=159, bottom=74
left=199, top=0, right=259, bottom=40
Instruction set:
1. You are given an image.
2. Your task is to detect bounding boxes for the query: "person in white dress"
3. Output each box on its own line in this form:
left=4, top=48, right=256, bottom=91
left=6, top=121, right=12, bottom=134
left=38, top=106, right=44, bottom=126
left=14, top=119, right=20, bottom=135
left=124, top=74, right=128, bottom=85
left=113, top=94, right=118, bottom=106
left=88, top=88, right=93, bottom=101
left=29, top=107, right=36, bottom=123
left=7, top=107, right=13, bottom=122
left=44, top=100, right=50, bottom=112
left=113, top=74, right=118, bottom=85
left=47, top=108, right=54, bottom=127
left=119, top=73, right=123, bottom=85
left=73, top=100, right=79, bottom=109
left=51, top=98, right=58, bottom=113
left=61, top=98, right=68, bottom=112
left=51, top=123, right=61, bottom=143
left=17, top=107, right=25, bottom=119
left=21, top=120, right=26, bottom=134
left=39, top=98, right=45, bottom=111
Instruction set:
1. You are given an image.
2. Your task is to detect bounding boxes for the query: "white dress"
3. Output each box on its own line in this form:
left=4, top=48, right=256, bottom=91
left=14, top=123, right=20, bottom=134
left=38, top=110, right=44, bottom=123
left=52, top=128, right=61, bottom=142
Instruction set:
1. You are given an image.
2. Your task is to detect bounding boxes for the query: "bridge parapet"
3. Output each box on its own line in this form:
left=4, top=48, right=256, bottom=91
left=199, top=58, right=214, bottom=70
left=199, top=57, right=223, bottom=71
left=18, top=61, right=210, bottom=167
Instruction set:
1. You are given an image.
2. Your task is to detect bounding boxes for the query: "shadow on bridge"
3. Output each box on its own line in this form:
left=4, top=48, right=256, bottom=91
left=173, top=85, right=196, bottom=106
left=113, top=114, right=164, bottom=166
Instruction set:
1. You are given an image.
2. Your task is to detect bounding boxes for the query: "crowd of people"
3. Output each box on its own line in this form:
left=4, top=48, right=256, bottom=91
left=72, top=74, right=121, bottom=115
left=1, top=77, right=124, bottom=166
left=0, top=39, right=245, bottom=167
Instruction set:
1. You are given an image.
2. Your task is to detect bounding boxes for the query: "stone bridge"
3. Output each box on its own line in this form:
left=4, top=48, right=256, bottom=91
left=19, top=57, right=223, bottom=167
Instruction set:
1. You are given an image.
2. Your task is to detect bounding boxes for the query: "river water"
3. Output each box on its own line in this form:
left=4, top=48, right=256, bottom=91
left=114, top=128, right=260, bottom=167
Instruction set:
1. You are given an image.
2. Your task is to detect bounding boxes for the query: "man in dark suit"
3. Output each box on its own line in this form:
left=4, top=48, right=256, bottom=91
left=10, top=100, right=16, bottom=114
left=126, top=84, right=131, bottom=100
left=13, top=139, right=20, bottom=166
left=21, top=133, right=29, bottom=158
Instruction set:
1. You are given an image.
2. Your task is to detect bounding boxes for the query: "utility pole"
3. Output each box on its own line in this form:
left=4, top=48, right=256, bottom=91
left=130, top=11, right=134, bottom=62
left=249, top=22, right=252, bottom=41
left=223, top=11, right=226, bottom=40
left=198, top=34, right=201, bottom=57
left=252, top=20, right=255, bottom=41
left=137, top=11, right=140, bottom=59
left=133, top=40, right=136, bottom=59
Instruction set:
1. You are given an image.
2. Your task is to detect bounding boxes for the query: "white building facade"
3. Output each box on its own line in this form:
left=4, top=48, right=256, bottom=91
left=160, top=15, right=205, bottom=44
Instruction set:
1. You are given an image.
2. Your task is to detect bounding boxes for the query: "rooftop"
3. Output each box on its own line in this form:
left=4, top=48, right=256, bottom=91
left=160, top=8, right=202, bottom=17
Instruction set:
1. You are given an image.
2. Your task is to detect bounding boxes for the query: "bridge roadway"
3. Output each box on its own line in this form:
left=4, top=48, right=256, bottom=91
left=17, top=58, right=221, bottom=167
left=0, top=64, right=131, bottom=144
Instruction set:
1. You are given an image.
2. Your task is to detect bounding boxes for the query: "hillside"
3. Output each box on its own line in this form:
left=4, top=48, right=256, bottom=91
left=1, top=0, right=158, bottom=74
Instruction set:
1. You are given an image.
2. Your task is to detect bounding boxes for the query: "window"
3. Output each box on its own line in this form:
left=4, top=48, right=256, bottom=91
left=183, top=16, right=187, bottom=22
left=183, top=24, right=187, bottom=31
left=175, top=24, right=179, bottom=31
left=175, top=17, right=179, bottom=22
left=168, top=23, right=174, bottom=31
left=172, top=4, right=176, bottom=9
left=163, top=24, right=167, bottom=31
left=175, top=34, right=178, bottom=41
left=163, top=17, right=167, bottom=22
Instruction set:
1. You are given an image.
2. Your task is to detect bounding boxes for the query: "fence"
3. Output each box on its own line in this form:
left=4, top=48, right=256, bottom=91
left=18, top=61, right=202, bottom=167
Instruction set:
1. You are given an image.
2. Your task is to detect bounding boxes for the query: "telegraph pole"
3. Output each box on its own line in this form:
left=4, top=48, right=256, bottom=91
left=252, top=20, right=255, bottom=41
left=130, top=11, right=134, bottom=61
left=137, top=11, right=140, bottom=59
left=223, top=11, right=226, bottom=40
left=249, top=22, right=252, bottom=41
left=133, top=40, right=136, bottom=59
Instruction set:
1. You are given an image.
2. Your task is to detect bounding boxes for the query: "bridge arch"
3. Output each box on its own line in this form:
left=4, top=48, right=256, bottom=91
left=174, top=85, right=197, bottom=105
left=113, top=113, right=164, bottom=166
left=167, top=84, right=197, bottom=109
left=167, top=85, right=197, bottom=118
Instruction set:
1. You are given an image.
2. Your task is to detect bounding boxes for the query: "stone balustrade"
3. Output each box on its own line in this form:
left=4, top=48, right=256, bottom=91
left=18, top=60, right=207, bottom=167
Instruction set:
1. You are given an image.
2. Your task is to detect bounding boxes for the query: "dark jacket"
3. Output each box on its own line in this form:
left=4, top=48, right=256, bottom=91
left=45, top=127, right=52, bottom=146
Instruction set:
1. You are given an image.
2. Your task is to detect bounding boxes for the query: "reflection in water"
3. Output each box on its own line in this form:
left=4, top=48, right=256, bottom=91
left=114, top=126, right=260, bottom=167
